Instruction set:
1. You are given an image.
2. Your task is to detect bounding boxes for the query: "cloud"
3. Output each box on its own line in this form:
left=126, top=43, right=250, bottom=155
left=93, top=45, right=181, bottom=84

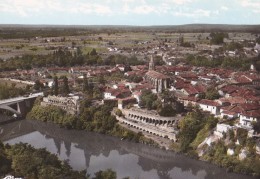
left=241, top=0, right=260, bottom=7
left=132, top=5, right=156, bottom=14
left=173, top=9, right=211, bottom=17
left=240, top=0, right=260, bottom=13
left=166, top=0, right=193, bottom=5
left=221, top=6, right=229, bottom=11
left=0, top=0, right=113, bottom=16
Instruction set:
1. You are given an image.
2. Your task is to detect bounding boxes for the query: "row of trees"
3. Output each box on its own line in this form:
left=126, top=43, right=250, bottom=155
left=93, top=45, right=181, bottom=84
left=0, top=48, right=143, bottom=72
left=52, top=76, right=70, bottom=96
left=186, top=55, right=251, bottom=71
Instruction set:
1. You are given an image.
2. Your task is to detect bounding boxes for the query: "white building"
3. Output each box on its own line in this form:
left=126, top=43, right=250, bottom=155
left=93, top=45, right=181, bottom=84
left=41, top=95, right=80, bottom=115
left=198, top=99, right=221, bottom=115
left=239, top=110, right=260, bottom=129
left=214, top=123, right=234, bottom=138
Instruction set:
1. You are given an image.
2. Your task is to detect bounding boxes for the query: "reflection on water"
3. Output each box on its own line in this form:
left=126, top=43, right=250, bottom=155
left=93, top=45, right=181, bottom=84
left=0, top=120, right=256, bottom=179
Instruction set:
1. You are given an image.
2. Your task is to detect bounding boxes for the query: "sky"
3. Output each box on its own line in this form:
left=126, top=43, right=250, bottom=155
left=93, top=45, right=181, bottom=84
left=0, top=0, right=260, bottom=26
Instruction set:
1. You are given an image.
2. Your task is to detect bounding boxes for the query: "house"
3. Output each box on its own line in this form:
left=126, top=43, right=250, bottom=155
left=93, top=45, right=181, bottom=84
left=181, top=84, right=206, bottom=97
left=198, top=99, right=222, bottom=115
left=220, top=107, right=238, bottom=119
left=178, top=96, right=200, bottom=106
left=214, top=123, right=234, bottom=138
left=239, top=109, right=260, bottom=129
left=103, top=88, right=131, bottom=100
left=218, top=85, right=240, bottom=97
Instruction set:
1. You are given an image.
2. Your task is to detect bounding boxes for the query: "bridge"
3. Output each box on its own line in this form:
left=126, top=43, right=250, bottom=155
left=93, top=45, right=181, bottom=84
left=0, top=92, right=44, bottom=117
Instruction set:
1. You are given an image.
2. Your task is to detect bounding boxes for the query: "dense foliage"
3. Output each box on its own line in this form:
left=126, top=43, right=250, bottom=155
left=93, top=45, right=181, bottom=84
left=0, top=49, right=143, bottom=72
left=104, top=55, right=145, bottom=66
left=139, top=89, right=158, bottom=110
left=177, top=108, right=218, bottom=152
left=139, top=90, right=184, bottom=117
left=210, top=32, right=228, bottom=45
left=0, top=83, right=25, bottom=100
left=186, top=55, right=251, bottom=71
left=0, top=142, right=87, bottom=179
left=176, top=107, right=260, bottom=176
left=27, top=101, right=157, bottom=145
left=93, top=169, right=116, bottom=179
left=202, top=140, right=260, bottom=176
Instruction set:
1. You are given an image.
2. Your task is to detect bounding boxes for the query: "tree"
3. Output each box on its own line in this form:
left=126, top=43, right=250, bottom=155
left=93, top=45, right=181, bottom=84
left=93, top=169, right=116, bottom=179
left=98, top=75, right=106, bottom=85
left=158, top=104, right=176, bottom=117
left=34, top=80, right=44, bottom=90
left=210, top=32, right=228, bottom=45
left=90, top=48, right=97, bottom=56
left=177, top=110, right=205, bottom=152
left=139, top=89, right=158, bottom=110
left=256, top=36, right=260, bottom=44
left=252, top=120, right=260, bottom=133
left=62, top=76, right=70, bottom=95
left=83, top=74, right=89, bottom=92
left=53, top=76, right=59, bottom=96
left=205, top=87, right=220, bottom=100
left=93, top=86, right=102, bottom=99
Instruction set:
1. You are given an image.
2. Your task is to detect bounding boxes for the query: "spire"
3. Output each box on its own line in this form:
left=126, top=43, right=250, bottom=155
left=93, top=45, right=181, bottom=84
left=149, top=55, right=155, bottom=71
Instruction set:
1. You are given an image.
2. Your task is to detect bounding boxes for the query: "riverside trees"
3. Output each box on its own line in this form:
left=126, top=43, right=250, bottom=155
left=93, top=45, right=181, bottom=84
left=0, top=142, right=87, bottom=179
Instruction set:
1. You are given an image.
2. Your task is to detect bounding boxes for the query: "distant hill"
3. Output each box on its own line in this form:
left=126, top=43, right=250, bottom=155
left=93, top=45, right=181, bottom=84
left=0, top=24, right=260, bottom=32
left=147, top=24, right=260, bottom=33
left=0, top=24, right=259, bottom=39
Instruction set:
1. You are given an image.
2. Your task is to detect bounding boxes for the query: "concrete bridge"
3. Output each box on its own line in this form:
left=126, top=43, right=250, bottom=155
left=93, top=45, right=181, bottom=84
left=0, top=92, right=44, bottom=117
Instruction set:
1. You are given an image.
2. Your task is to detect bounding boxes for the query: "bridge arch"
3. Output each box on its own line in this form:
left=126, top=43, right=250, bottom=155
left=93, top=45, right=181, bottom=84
left=0, top=105, right=21, bottom=116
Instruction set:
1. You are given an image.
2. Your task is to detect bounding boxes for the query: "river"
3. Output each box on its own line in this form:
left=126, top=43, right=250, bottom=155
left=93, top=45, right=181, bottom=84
left=0, top=119, right=257, bottom=179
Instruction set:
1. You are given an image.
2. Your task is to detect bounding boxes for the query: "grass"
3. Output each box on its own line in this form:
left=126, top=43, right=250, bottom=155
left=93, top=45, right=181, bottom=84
left=0, top=79, right=30, bottom=89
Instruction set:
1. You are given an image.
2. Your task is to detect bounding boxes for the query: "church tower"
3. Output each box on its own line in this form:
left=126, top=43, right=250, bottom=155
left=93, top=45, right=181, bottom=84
left=149, top=55, right=155, bottom=71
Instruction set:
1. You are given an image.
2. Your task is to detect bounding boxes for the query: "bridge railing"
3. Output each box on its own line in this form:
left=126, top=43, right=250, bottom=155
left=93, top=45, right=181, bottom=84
left=0, top=92, right=44, bottom=105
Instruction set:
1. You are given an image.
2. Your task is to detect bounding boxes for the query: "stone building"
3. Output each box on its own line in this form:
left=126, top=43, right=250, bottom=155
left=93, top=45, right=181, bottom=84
left=144, top=56, right=170, bottom=93
left=116, top=108, right=180, bottom=141
left=41, top=95, right=80, bottom=115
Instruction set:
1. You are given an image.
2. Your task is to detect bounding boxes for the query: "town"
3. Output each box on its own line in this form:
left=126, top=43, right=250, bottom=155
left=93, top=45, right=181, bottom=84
left=1, top=26, right=260, bottom=177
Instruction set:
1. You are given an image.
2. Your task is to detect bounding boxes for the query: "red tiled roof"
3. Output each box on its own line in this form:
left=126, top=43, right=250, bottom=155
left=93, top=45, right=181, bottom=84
left=183, top=85, right=199, bottom=95
left=178, top=96, right=200, bottom=102
left=198, top=99, right=221, bottom=107
left=145, top=70, right=170, bottom=79
left=194, top=84, right=207, bottom=93
left=234, top=76, right=251, bottom=84
left=241, top=110, right=260, bottom=118
left=220, top=85, right=240, bottom=94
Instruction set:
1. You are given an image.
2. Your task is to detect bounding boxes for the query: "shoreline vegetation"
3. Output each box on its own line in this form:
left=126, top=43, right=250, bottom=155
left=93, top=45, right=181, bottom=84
left=25, top=100, right=260, bottom=177
left=0, top=142, right=117, bottom=179
left=26, top=102, right=158, bottom=147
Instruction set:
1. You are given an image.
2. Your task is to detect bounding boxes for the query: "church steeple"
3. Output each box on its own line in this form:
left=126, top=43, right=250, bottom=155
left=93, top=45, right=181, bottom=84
left=149, top=55, right=155, bottom=71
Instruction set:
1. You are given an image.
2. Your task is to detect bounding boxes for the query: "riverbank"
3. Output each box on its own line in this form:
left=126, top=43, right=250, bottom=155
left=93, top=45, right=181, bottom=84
left=1, top=119, right=257, bottom=179
left=25, top=104, right=260, bottom=177
left=119, top=121, right=171, bottom=149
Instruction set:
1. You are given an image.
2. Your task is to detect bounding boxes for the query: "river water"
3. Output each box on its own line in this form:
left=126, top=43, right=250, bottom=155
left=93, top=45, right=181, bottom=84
left=0, top=119, right=257, bottom=179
